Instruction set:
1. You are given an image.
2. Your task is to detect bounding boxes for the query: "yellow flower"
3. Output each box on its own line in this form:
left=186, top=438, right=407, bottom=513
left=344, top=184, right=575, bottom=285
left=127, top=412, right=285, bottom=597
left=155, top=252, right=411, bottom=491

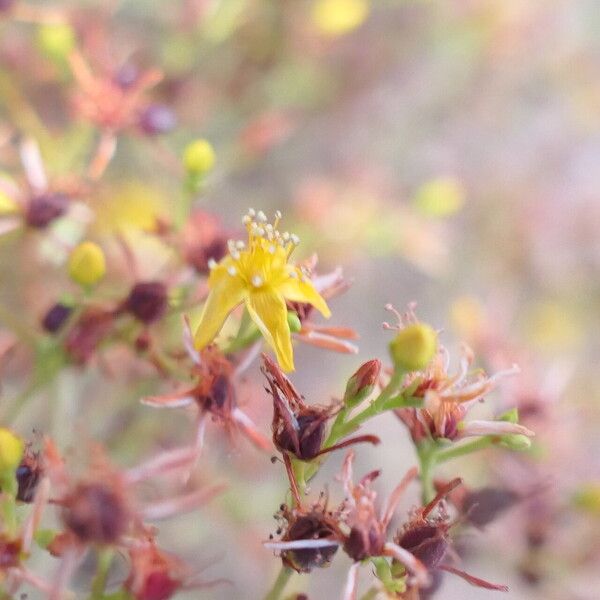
left=194, top=210, right=331, bottom=371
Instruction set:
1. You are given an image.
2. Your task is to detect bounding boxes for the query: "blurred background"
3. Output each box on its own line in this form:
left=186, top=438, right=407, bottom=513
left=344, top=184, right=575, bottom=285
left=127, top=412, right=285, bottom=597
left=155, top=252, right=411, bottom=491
left=1, top=1, right=600, bottom=598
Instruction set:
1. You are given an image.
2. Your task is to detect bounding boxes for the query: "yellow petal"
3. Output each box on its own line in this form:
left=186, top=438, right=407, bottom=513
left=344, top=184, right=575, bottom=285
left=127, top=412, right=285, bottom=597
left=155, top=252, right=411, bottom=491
left=194, top=271, right=246, bottom=349
left=279, top=271, right=331, bottom=318
left=246, top=291, right=294, bottom=372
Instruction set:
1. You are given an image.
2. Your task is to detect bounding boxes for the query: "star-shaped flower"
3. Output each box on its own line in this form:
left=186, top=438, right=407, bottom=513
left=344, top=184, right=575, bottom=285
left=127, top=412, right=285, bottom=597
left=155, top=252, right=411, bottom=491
left=193, top=209, right=331, bottom=371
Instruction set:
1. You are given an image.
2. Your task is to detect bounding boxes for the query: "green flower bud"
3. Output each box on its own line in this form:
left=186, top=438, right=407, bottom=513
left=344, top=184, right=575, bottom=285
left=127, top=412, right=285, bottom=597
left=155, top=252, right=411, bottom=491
left=499, top=433, right=532, bottom=452
left=344, top=359, right=381, bottom=407
left=389, top=323, right=437, bottom=372
left=287, top=311, right=302, bottom=333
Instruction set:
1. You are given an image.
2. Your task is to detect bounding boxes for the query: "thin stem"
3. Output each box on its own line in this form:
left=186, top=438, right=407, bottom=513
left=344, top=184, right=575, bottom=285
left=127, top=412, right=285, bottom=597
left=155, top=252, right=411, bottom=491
left=328, top=370, right=405, bottom=445
left=304, top=370, right=407, bottom=482
left=89, top=548, right=114, bottom=600
left=360, top=588, right=380, bottom=600
left=417, top=442, right=438, bottom=504
left=435, top=437, right=494, bottom=463
left=263, top=566, right=293, bottom=600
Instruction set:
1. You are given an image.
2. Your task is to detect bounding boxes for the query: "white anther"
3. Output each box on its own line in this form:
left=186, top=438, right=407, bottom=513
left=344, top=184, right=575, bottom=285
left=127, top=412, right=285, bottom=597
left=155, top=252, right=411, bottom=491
left=282, top=232, right=290, bottom=241
left=227, top=266, right=237, bottom=276
left=269, top=245, right=276, bottom=254
left=251, top=275, right=264, bottom=287
left=265, top=223, right=273, bottom=231
left=255, top=227, right=265, bottom=237
left=236, top=240, right=245, bottom=249
left=231, top=251, right=240, bottom=260
left=257, top=210, right=267, bottom=222
left=248, top=208, right=256, bottom=217
left=275, top=210, right=282, bottom=220
left=290, top=233, right=300, bottom=245
left=242, top=215, right=251, bottom=225
left=289, top=270, right=298, bottom=278
left=208, top=258, right=217, bottom=269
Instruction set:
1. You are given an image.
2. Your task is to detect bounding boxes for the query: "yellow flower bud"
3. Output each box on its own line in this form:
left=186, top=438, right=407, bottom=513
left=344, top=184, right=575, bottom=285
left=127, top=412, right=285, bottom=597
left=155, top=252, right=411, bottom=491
left=389, top=323, right=437, bottom=372
left=68, top=241, right=106, bottom=287
left=0, top=428, right=24, bottom=473
left=183, top=139, right=216, bottom=176
left=312, top=0, right=369, bottom=36
left=36, top=23, right=76, bottom=61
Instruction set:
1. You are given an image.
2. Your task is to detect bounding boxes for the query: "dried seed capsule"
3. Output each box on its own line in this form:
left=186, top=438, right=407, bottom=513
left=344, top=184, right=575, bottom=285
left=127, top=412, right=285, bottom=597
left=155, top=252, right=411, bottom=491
left=25, top=192, right=69, bottom=228
left=282, top=513, right=339, bottom=572
left=125, top=282, right=168, bottom=324
left=343, top=523, right=384, bottom=562
left=397, top=524, right=448, bottom=570
left=63, top=482, right=128, bottom=544
left=42, top=303, right=72, bottom=333
left=462, top=487, right=518, bottom=527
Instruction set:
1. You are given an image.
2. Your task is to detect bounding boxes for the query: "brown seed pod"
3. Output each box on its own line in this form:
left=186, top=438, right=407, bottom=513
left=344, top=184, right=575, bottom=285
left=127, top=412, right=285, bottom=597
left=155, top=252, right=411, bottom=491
left=62, top=482, right=129, bottom=544
left=124, top=282, right=168, bottom=324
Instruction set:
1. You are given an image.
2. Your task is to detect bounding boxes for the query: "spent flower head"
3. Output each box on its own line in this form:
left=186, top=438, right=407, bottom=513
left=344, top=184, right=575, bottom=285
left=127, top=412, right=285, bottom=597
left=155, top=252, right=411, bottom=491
left=193, top=209, right=331, bottom=371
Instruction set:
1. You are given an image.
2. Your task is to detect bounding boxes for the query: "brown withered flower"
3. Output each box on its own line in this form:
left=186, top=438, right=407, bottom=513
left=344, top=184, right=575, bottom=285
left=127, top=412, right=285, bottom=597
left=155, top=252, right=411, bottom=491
left=41, top=437, right=224, bottom=599
left=64, top=307, right=115, bottom=365
left=125, top=539, right=187, bottom=600
left=269, top=451, right=428, bottom=600
left=396, top=345, right=532, bottom=443
left=70, top=51, right=163, bottom=134
left=265, top=495, right=345, bottom=573
left=262, top=354, right=379, bottom=505
left=394, top=479, right=509, bottom=597
left=0, top=138, right=82, bottom=234
left=143, top=320, right=270, bottom=456
left=339, top=451, right=428, bottom=593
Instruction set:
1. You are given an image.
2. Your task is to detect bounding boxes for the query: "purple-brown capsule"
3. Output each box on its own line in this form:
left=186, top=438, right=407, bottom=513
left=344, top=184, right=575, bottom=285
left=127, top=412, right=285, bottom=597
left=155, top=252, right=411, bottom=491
left=397, top=524, right=448, bottom=570
left=63, top=482, right=129, bottom=544
left=42, top=303, right=72, bottom=334
left=125, top=281, right=168, bottom=324
left=25, top=192, right=69, bottom=228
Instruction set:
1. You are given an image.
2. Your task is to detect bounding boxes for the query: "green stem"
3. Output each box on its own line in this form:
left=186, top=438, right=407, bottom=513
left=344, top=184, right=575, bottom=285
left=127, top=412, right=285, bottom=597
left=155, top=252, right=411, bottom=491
left=263, top=566, right=293, bottom=600
left=89, top=548, right=114, bottom=600
left=435, top=437, right=494, bottom=463
left=328, top=370, right=405, bottom=444
left=417, top=441, right=438, bottom=504
left=304, top=370, right=409, bottom=482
